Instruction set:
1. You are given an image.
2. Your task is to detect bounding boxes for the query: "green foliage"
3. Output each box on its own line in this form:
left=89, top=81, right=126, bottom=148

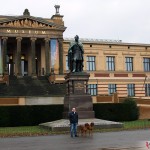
left=0, top=107, right=10, bottom=126
left=0, top=99, right=139, bottom=127
left=93, top=98, right=139, bottom=122
left=0, top=105, right=63, bottom=127
left=122, top=97, right=139, bottom=121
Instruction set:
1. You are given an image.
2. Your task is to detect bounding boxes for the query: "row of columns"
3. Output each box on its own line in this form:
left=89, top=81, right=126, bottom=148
left=0, top=37, right=64, bottom=77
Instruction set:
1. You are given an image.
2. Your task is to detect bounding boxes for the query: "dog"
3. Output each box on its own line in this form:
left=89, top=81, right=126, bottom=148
left=78, top=122, right=94, bottom=136
left=78, top=123, right=88, bottom=136
left=87, top=122, right=94, bottom=136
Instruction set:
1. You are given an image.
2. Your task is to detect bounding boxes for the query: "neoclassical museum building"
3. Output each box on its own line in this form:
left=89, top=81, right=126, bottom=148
left=0, top=7, right=65, bottom=77
left=0, top=6, right=150, bottom=105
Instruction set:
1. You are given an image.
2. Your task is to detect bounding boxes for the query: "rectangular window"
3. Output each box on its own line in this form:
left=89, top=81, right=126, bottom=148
left=125, top=57, right=133, bottom=71
left=143, top=58, right=150, bottom=72
left=108, top=84, right=116, bottom=95
left=87, top=56, right=96, bottom=71
left=127, top=84, right=135, bottom=96
left=106, top=56, right=115, bottom=71
left=88, top=84, right=97, bottom=96
left=145, top=84, right=150, bottom=96
left=66, top=55, right=69, bottom=71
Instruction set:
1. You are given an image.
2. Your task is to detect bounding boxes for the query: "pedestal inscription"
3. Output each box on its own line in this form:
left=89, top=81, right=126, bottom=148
left=63, top=72, right=95, bottom=119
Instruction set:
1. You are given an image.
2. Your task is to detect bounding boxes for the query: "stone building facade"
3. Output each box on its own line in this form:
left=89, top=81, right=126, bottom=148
left=0, top=7, right=150, bottom=102
left=63, top=38, right=150, bottom=102
left=0, top=7, right=66, bottom=78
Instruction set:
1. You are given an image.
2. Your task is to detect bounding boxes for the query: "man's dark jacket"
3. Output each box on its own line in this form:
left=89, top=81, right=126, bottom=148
left=69, top=112, right=78, bottom=124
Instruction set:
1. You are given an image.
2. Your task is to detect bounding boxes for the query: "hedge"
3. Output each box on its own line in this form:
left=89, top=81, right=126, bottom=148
left=93, top=102, right=139, bottom=122
left=0, top=105, right=63, bottom=127
left=0, top=100, right=139, bottom=127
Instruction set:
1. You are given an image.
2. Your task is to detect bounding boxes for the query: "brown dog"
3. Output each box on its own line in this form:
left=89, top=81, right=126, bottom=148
left=78, top=124, right=88, bottom=136
left=78, top=122, right=94, bottom=136
left=87, top=122, right=94, bottom=136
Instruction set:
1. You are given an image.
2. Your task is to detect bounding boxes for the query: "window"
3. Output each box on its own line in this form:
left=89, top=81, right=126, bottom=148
left=66, top=55, right=69, bottom=71
left=87, top=56, right=96, bottom=71
left=145, top=84, right=150, bottom=96
left=88, top=84, right=97, bottom=96
left=143, top=58, right=150, bottom=72
left=106, top=56, right=115, bottom=71
left=125, top=57, right=133, bottom=71
left=127, top=84, right=135, bottom=96
left=108, top=84, right=116, bottom=95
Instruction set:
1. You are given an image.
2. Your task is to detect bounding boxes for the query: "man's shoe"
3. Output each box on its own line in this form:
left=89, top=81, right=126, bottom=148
left=75, top=135, right=78, bottom=137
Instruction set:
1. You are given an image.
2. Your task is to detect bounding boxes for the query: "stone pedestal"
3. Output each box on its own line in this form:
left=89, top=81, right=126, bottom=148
left=63, top=72, right=95, bottom=119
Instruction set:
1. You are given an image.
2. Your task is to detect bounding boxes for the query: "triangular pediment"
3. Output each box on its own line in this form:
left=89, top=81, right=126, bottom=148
left=0, top=15, right=65, bottom=30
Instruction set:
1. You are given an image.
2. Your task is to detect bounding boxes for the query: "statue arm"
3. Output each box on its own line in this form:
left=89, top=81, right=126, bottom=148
left=79, top=42, right=84, bottom=54
left=68, top=42, right=74, bottom=69
left=68, top=42, right=74, bottom=53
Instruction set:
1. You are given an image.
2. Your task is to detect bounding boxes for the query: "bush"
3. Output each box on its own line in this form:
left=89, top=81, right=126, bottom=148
left=93, top=98, right=139, bottom=122
left=0, top=105, right=63, bottom=127
left=122, top=97, right=139, bottom=121
left=0, top=99, right=139, bottom=127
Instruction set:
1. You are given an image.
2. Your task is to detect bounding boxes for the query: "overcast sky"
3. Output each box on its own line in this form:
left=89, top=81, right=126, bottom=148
left=1, top=0, right=150, bottom=44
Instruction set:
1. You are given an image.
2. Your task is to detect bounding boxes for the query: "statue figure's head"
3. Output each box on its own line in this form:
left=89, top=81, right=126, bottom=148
left=23, top=9, right=30, bottom=16
left=74, top=35, right=79, bottom=42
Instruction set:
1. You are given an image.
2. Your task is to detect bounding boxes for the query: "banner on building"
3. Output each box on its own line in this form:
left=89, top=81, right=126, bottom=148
left=50, top=39, right=59, bottom=72
left=0, top=38, right=2, bottom=74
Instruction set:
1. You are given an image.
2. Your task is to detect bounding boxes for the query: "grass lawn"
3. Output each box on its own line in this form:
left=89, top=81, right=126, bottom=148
left=123, top=119, right=150, bottom=129
left=0, top=126, right=52, bottom=137
left=0, top=120, right=150, bottom=137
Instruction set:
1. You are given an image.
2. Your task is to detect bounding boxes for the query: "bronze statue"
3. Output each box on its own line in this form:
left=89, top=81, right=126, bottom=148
left=68, top=35, right=84, bottom=72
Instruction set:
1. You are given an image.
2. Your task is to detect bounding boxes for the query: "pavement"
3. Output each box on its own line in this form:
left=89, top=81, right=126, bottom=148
left=39, top=118, right=123, bottom=131
left=0, top=129, right=150, bottom=150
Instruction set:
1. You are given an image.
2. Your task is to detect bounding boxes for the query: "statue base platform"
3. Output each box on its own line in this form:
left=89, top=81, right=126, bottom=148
left=39, top=118, right=123, bottom=132
left=63, top=94, right=95, bottom=119
left=63, top=72, right=95, bottom=119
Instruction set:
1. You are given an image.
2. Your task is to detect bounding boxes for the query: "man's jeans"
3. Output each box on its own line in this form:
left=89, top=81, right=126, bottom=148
left=70, top=123, right=77, bottom=137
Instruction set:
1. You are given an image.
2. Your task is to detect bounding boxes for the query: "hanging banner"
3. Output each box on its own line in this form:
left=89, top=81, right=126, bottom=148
left=0, top=38, right=2, bottom=74
left=50, top=39, right=59, bottom=71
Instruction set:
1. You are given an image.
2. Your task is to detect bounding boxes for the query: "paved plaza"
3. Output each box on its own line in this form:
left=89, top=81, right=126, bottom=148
left=0, top=130, right=150, bottom=150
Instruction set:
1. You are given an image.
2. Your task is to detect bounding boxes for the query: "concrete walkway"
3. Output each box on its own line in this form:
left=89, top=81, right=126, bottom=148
left=0, top=130, right=150, bottom=150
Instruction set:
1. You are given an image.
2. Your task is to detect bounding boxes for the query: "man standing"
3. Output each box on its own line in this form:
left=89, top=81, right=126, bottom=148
left=69, top=108, right=78, bottom=137
left=68, top=35, right=84, bottom=72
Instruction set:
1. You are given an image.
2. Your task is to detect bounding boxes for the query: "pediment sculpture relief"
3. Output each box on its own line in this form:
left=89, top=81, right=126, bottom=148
left=0, top=19, right=53, bottom=29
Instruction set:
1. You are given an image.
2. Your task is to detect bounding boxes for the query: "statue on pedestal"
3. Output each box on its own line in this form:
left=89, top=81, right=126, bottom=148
left=68, top=35, right=84, bottom=72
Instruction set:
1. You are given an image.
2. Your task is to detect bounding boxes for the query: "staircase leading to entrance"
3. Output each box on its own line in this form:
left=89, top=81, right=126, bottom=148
left=0, top=76, right=66, bottom=96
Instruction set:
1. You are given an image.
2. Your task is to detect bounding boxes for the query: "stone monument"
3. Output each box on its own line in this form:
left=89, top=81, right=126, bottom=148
left=39, top=35, right=123, bottom=131
left=63, top=35, right=95, bottom=119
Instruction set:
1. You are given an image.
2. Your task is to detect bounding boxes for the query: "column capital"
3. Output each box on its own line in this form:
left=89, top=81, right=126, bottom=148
left=44, top=38, right=50, bottom=42
left=2, top=37, right=8, bottom=40
left=16, top=37, right=22, bottom=41
left=30, top=37, right=37, bottom=41
left=58, top=38, right=63, bottom=42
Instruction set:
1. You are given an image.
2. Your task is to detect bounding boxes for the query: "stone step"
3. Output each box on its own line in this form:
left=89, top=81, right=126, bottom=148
left=39, top=118, right=123, bottom=132
left=0, top=76, right=66, bottom=96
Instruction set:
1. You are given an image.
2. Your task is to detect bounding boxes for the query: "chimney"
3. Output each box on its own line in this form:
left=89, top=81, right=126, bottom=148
left=54, top=5, right=60, bottom=15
